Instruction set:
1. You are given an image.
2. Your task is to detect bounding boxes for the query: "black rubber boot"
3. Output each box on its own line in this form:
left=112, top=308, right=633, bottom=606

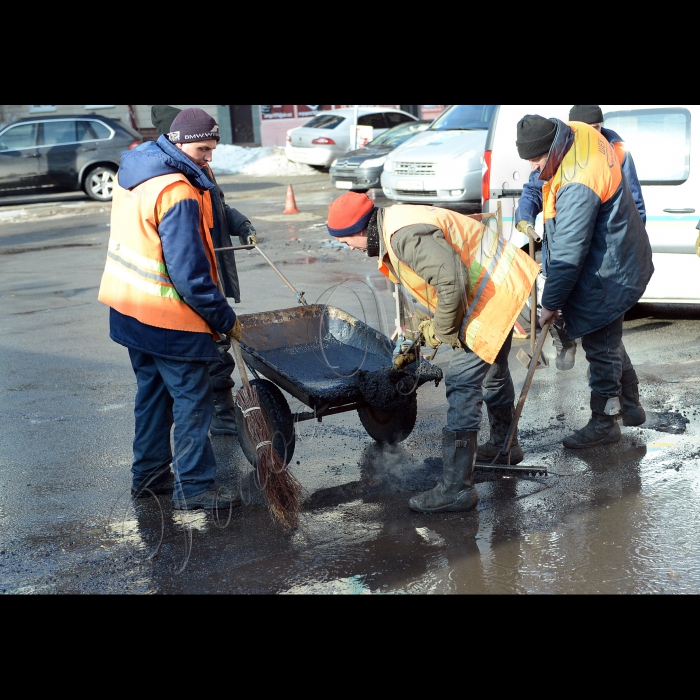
left=210, top=390, right=238, bottom=436
left=563, top=393, right=621, bottom=449
left=476, top=405, right=524, bottom=465
left=131, top=465, right=174, bottom=498
left=550, top=319, right=577, bottom=371
left=409, top=429, right=479, bottom=513
left=172, top=487, right=241, bottom=511
left=619, top=369, right=646, bottom=427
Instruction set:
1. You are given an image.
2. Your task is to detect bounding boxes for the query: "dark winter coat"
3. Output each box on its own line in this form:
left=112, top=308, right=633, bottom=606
left=108, top=136, right=236, bottom=361
left=538, top=120, right=653, bottom=339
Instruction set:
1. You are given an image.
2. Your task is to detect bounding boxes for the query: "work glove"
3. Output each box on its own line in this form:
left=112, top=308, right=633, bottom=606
left=393, top=350, right=417, bottom=370
left=419, top=320, right=441, bottom=350
left=241, top=224, right=258, bottom=246
left=225, top=317, right=242, bottom=342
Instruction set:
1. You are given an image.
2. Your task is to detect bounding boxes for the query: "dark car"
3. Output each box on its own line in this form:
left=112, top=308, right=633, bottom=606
left=329, top=120, right=431, bottom=192
left=0, top=114, right=142, bottom=202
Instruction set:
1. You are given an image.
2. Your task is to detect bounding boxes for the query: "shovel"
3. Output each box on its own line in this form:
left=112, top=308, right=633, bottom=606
left=516, top=225, right=549, bottom=371
left=476, top=316, right=553, bottom=478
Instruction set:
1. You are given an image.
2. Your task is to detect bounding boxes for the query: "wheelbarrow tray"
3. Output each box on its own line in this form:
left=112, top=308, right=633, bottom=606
left=237, top=304, right=442, bottom=411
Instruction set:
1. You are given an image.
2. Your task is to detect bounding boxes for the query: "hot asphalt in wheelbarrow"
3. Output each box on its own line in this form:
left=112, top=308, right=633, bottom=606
left=236, top=304, right=442, bottom=414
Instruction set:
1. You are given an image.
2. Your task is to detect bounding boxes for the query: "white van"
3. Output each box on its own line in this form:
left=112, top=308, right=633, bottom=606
left=482, top=104, right=699, bottom=304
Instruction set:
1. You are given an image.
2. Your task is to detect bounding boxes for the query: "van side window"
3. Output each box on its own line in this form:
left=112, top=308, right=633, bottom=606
left=604, top=108, right=690, bottom=186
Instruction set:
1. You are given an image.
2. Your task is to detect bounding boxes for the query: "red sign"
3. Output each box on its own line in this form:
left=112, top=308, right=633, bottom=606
left=260, top=105, right=295, bottom=120
left=296, top=105, right=335, bottom=118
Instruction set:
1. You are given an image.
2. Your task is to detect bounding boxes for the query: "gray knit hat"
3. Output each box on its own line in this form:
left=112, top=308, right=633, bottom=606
left=167, top=107, right=220, bottom=144
left=569, top=105, right=604, bottom=124
left=516, top=115, right=557, bottom=160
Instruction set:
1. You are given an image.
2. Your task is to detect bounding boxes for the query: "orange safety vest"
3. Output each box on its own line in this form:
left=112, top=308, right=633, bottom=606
left=98, top=172, right=219, bottom=337
left=379, top=206, right=540, bottom=364
left=542, top=122, right=622, bottom=223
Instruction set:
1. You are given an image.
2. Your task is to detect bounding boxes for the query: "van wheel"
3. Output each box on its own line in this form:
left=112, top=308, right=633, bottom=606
left=84, top=166, right=116, bottom=201
left=234, top=379, right=296, bottom=467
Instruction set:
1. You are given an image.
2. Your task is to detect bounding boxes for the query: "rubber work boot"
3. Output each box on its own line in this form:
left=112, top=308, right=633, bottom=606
left=619, top=369, right=646, bottom=427
left=210, top=389, right=238, bottom=436
left=131, top=466, right=174, bottom=498
left=550, top=319, right=577, bottom=371
left=476, top=405, right=524, bottom=465
left=409, top=429, right=479, bottom=513
left=172, top=488, right=241, bottom=511
left=563, top=393, right=621, bottom=449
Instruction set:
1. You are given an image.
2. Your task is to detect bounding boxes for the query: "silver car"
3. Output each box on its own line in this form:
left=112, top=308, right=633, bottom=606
left=381, top=104, right=497, bottom=206
left=285, top=107, right=418, bottom=168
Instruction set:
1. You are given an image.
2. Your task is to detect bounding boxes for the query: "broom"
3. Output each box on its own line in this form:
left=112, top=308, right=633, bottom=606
left=230, top=337, right=302, bottom=529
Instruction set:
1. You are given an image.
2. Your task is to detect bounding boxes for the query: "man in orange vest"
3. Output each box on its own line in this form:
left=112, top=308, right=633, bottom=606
left=515, top=114, right=653, bottom=449
left=326, top=192, right=539, bottom=513
left=98, top=108, right=241, bottom=511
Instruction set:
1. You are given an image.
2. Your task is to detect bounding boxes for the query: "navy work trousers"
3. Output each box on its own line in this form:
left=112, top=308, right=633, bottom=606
left=129, top=349, right=217, bottom=499
left=445, top=332, right=515, bottom=432
left=581, top=313, right=633, bottom=398
left=208, top=337, right=235, bottom=393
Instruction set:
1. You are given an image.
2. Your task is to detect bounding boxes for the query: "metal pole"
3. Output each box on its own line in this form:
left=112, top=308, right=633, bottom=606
left=352, top=104, right=359, bottom=150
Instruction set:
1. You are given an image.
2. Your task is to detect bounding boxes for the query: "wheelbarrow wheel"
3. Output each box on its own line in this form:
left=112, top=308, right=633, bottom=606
left=234, top=378, right=296, bottom=467
left=357, top=393, right=417, bottom=445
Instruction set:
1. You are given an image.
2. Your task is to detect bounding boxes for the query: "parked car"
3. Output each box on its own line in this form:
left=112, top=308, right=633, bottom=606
left=0, top=114, right=142, bottom=202
left=285, top=107, right=419, bottom=168
left=329, top=120, right=431, bottom=192
left=381, top=104, right=497, bottom=206
left=482, top=104, right=700, bottom=305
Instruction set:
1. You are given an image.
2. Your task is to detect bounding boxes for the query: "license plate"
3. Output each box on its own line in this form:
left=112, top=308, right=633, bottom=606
left=397, top=179, right=423, bottom=191
left=335, top=181, right=354, bottom=189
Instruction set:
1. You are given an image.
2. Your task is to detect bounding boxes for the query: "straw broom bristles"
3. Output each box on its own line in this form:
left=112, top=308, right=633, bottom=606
left=231, top=339, right=302, bottom=529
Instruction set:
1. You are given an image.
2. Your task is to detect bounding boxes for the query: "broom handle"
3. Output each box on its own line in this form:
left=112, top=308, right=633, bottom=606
left=230, top=338, right=251, bottom=393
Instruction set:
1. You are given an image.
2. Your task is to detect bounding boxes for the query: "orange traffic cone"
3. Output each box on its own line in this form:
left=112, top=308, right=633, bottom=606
left=283, top=185, right=300, bottom=214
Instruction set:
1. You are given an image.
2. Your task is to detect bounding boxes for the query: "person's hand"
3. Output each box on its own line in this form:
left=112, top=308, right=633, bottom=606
left=243, top=225, right=258, bottom=245
left=516, top=220, right=531, bottom=235
left=393, top=350, right=417, bottom=370
left=419, top=320, right=441, bottom=350
left=539, top=307, right=559, bottom=328
left=226, top=318, right=242, bottom=342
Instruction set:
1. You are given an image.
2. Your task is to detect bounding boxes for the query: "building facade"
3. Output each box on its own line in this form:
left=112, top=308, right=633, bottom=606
left=0, top=105, right=447, bottom=148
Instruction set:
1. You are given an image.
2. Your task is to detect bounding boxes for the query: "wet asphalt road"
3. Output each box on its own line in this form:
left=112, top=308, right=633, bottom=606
left=1, top=175, right=700, bottom=594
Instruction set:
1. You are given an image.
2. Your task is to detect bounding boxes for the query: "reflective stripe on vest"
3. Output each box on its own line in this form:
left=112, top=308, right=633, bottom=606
left=98, top=172, right=217, bottom=336
left=379, top=205, right=539, bottom=364
left=543, top=122, right=622, bottom=223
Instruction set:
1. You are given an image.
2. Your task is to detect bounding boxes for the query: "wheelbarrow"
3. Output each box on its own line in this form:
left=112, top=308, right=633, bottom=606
left=233, top=303, right=443, bottom=468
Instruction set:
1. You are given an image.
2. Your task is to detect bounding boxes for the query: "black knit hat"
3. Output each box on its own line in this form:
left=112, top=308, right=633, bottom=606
left=516, top=115, right=558, bottom=159
left=569, top=105, right=604, bottom=124
left=167, top=107, right=220, bottom=144
left=151, top=105, right=182, bottom=135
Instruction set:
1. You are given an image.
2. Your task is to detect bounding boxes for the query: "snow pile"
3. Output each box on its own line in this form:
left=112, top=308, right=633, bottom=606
left=211, top=145, right=318, bottom=177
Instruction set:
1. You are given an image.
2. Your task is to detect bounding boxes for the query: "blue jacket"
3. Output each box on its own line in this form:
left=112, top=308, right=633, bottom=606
left=515, top=124, right=647, bottom=276
left=109, top=136, right=236, bottom=362
left=537, top=120, right=653, bottom=339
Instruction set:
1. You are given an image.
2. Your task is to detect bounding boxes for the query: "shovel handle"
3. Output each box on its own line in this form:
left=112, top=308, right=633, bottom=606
left=499, top=317, right=553, bottom=461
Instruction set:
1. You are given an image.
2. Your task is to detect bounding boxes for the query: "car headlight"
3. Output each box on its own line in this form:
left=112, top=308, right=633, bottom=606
left=383, top=159, right=394, bottom=173
left=362, top=156, right=387, bottom=169
left=330, top=158, right=338, bottom=167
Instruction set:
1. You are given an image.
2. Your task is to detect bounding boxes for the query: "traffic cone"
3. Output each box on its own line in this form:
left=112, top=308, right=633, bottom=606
left=283, top=185, right=300, bottom=214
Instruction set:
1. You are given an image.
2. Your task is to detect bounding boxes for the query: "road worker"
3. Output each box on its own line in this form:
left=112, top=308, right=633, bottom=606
left=515, top=105, right=647, bottom=372
left=326, top=192, right=539, bottom=513
left=515, top=114, right=653, bottom=449
left=151, top=106, right=258, bottom=438
left=98, top=108, right=241, bottom=510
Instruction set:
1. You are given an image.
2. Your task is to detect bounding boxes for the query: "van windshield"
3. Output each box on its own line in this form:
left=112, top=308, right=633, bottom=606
left=430, top=105, right=497, bottom=131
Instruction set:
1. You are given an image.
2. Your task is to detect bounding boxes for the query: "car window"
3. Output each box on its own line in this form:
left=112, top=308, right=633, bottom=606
left=358, top=113, right=388, bottom=129
left=367, top=122, right=429, bottom=148
left=304, top=114, right=345, bottom=129
left=385, top=112, right=416, bottom=127
left=0, top=123, right=38, bottom=151
left=43, top=120, right=77, bottom=146
left=77, top=120, right=111, bottom=141
left=430, top=105, right=497, bottom=131
left=604, top=107, right=690, bottom=185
